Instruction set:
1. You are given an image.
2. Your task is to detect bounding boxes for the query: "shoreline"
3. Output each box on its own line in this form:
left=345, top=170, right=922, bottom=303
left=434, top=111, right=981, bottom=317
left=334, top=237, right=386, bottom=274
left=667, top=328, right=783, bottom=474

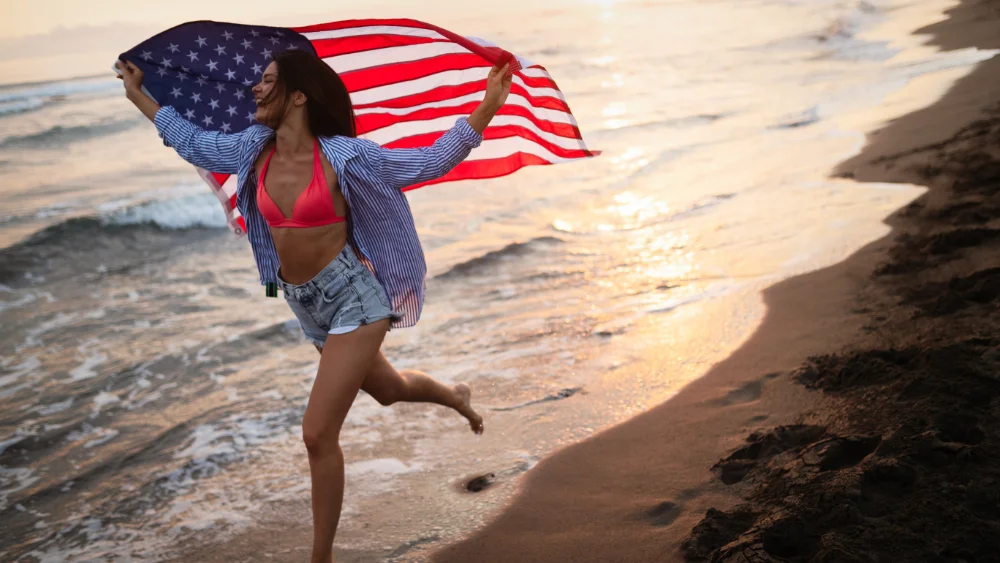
left=434, top=0, right=1000, bottom=561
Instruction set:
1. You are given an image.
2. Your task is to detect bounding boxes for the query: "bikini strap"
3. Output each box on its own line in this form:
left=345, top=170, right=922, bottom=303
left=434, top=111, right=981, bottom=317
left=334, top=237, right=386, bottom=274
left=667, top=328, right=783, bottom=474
left=259, top=146, right=277, bottom=181
left=312, top=139, right=324, bottom=174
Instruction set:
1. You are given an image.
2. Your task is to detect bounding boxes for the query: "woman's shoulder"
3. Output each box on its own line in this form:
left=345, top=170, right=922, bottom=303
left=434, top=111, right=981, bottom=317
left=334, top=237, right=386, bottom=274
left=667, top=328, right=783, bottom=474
left=235, top=124, right=274, bottom=159
left=318, top=134, right=376, bottom=148
left=317, top=135, right=381, bottom=163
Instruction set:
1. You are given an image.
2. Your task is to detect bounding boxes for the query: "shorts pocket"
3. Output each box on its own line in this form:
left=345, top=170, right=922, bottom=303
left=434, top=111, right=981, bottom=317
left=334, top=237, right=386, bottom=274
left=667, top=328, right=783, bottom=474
left=354, top=270, right=391, bottom=309
left=319, top=273, right=352, bottom=304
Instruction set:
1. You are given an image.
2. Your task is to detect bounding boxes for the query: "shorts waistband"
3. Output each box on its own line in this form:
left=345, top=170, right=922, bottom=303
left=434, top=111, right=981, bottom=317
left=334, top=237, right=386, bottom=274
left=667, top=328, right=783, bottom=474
left=275, top=245, right=358, bottom=295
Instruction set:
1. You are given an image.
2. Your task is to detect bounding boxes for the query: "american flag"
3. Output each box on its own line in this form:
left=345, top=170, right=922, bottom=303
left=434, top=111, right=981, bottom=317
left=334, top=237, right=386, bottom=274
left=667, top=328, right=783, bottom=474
left=119, top=19, right=595, bottom=235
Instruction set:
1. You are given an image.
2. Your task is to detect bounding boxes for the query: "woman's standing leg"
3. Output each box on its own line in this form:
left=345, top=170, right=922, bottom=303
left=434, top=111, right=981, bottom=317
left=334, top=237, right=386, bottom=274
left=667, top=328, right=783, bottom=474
left=361, top=351, right=484, bottom=434
left=303, top=319, right=390, bottom=563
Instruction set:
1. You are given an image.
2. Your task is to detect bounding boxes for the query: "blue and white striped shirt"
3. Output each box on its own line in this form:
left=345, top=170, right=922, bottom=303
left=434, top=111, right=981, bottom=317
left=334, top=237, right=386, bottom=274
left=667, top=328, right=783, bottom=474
left=153, top=106, right=483, bottom=328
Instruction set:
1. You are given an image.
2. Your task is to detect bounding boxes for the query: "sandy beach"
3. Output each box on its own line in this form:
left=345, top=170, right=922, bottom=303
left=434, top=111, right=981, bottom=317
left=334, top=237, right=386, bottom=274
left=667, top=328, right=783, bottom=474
left=434, top=0, right=1000, bottom=561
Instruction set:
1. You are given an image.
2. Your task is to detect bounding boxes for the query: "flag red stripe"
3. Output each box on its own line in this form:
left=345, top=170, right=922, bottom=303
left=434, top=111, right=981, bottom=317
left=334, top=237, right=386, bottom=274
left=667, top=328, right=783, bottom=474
left=403, top=153, right=556, bottom=191
left=309, top=34, right=440, bottom=58
left=357, top=102, right=582, bottom=139
left=511, top=72, right=560, bottom=90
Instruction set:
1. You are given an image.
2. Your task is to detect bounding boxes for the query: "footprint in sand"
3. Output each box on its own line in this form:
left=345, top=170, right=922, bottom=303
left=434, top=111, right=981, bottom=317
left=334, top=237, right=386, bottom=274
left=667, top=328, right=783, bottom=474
left=709, top=372, right=783, bottom=407
left=634, top=487, right=707, bottom=528
left=643, top=501, right=682, bottom=527
left=710, top=380, right=762, bottom=407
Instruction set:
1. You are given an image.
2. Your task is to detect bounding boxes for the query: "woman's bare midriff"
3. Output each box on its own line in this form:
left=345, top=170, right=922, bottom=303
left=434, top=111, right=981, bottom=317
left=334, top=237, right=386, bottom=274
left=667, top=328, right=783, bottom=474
left=271, top=223, right=348, bottom=285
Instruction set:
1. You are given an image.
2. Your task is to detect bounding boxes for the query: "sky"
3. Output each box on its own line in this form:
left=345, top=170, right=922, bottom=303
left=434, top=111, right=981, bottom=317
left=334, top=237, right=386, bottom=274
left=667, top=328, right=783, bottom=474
left=1, top=0, right=583, bottom=84
left=2, top=0, right=417, bottom=39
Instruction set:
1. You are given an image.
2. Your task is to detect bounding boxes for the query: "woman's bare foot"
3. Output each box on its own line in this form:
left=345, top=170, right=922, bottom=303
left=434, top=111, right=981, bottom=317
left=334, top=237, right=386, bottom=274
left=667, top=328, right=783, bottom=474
left=453, top=383, right=484, bottom=434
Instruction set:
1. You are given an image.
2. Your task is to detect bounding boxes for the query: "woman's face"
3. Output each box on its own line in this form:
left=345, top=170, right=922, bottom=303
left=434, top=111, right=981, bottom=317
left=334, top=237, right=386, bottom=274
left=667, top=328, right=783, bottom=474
left=252, top=61, right=279, bottom=125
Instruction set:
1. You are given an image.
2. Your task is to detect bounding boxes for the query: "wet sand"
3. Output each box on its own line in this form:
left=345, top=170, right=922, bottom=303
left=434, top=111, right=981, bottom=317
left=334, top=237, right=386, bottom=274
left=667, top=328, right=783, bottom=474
left=434, top=0, right=1000, bottom=561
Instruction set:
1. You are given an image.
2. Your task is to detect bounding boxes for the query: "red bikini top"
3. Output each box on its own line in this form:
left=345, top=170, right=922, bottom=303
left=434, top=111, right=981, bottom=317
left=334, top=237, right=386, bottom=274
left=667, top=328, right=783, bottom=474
left=257, top=140, right=346, bottom=228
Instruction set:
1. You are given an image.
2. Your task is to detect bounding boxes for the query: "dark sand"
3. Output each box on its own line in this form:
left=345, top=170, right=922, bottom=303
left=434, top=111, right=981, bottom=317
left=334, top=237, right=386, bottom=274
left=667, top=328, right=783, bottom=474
left=434, top=1, right=1000, bottom=561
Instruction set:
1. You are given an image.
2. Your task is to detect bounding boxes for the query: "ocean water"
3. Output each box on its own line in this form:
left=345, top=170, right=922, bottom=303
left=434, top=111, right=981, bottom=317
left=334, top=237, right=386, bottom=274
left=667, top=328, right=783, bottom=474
left=1, top=0, right=993, bottom=560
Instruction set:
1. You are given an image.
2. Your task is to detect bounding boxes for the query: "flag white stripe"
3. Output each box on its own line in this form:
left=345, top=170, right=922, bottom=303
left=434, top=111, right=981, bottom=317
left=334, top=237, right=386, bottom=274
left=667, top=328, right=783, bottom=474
left=354, top=92, right=483, bottom=115
left=302, top=25, right=446, bottom=41
left=347, top=68, right=565, bottom=105
left=364, top=114, right=587, bottom=150
left=327, top=42, right=471, bottom=73
left=354, top=92, right=578, bottom=126
left=218, top=175, right=237, bottom=197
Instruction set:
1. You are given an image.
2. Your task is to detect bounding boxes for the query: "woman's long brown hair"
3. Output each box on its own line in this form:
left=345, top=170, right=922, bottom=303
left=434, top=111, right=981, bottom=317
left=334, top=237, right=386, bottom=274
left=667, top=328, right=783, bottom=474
left=262, top=49, right=357, bottom=137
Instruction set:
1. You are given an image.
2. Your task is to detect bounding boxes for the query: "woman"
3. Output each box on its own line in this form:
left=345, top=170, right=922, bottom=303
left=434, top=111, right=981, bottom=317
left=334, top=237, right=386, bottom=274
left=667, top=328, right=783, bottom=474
left=117, top=49, right=511, bottom=562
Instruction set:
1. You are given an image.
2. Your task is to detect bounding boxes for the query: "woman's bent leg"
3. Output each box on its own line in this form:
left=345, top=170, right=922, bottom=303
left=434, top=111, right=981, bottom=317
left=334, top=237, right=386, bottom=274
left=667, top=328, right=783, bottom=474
left=361, top=352, right=483, bottom=434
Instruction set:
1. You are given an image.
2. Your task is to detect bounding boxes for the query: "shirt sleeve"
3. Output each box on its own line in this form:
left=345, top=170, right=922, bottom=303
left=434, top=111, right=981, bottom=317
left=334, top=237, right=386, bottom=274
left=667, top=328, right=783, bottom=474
left=358, top=117, right=483, bottom=191
left=153, top=106, right=254, bottom=174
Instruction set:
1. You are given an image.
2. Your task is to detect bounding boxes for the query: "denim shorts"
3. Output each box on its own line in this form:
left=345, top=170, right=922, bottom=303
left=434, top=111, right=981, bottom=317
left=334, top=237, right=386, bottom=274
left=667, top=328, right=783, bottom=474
left=276, top=245, right=397, bottom=349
